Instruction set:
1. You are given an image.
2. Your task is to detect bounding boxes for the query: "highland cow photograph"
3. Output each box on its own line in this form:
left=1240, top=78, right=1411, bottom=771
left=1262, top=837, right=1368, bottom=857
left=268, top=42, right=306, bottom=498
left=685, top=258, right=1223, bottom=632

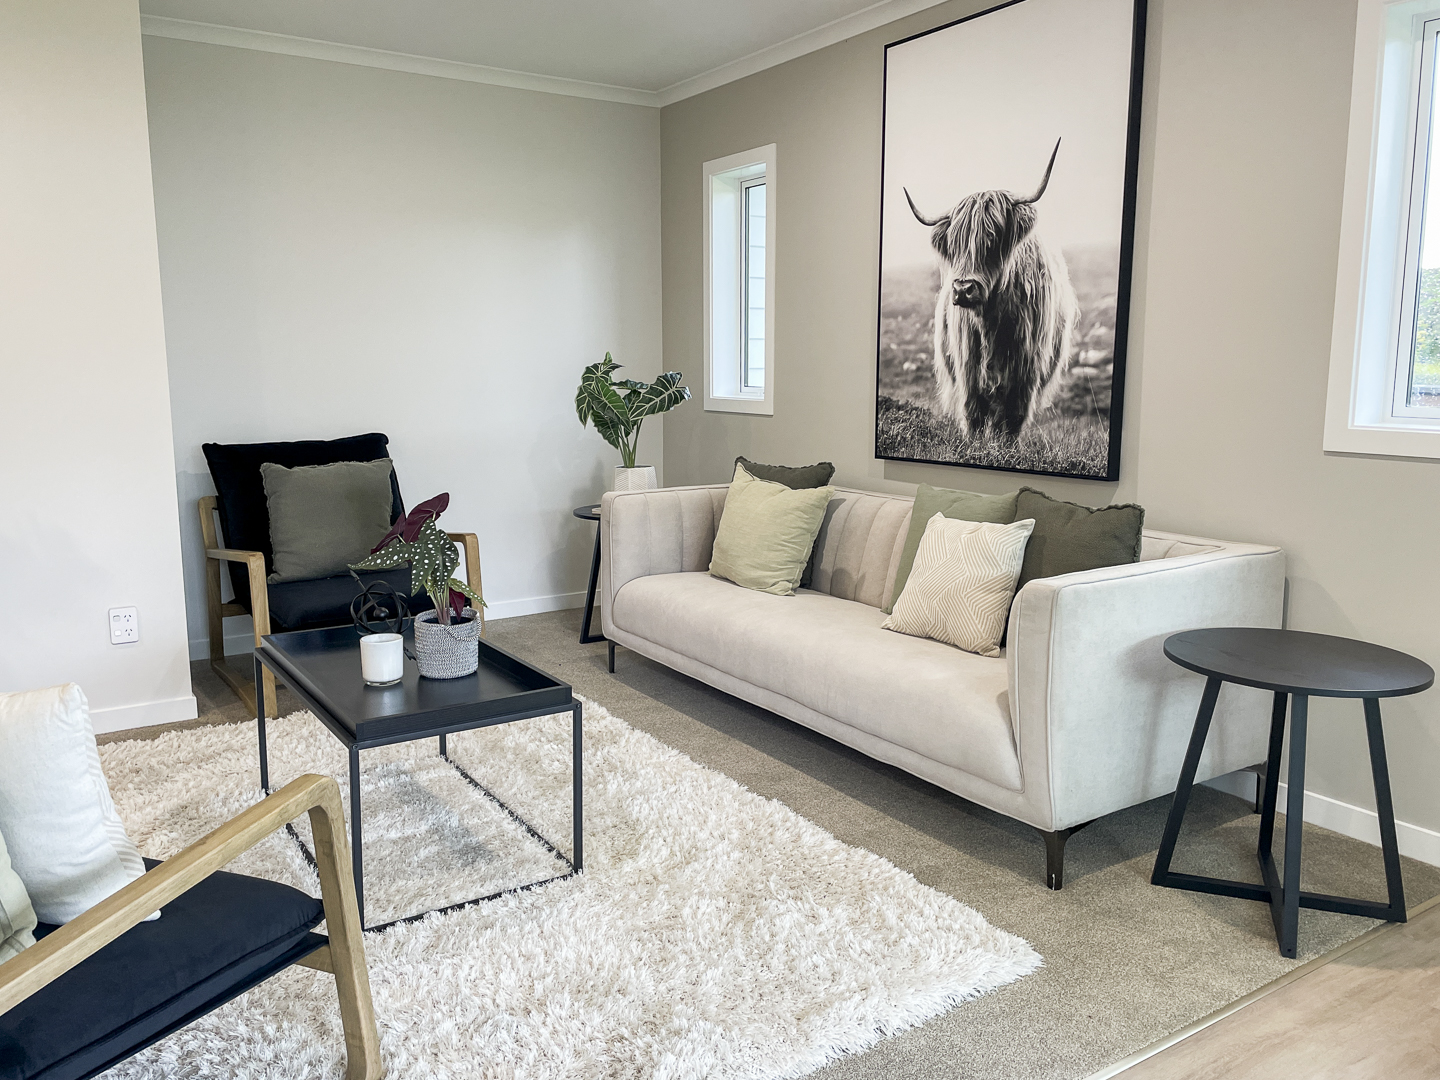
left=875, top=0, right=1145, bottom=481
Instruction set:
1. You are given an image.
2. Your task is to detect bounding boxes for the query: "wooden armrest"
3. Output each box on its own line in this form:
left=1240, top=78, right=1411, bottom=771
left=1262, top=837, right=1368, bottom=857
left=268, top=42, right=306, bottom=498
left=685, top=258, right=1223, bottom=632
left=206, top=547, right=265, bottom=567
left=0, top=775, right=345, bottom=1014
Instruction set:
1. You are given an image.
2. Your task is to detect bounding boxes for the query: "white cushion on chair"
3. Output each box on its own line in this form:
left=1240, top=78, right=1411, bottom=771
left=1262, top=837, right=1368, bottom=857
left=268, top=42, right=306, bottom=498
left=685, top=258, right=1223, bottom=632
left=0, top=684, right=151, bottom=925
left=0, top=824, right=37, bottom=960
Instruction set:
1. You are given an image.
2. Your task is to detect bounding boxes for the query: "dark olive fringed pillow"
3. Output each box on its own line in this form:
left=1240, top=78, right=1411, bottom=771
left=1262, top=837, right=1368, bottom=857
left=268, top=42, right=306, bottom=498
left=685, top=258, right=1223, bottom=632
left=1013, top=487, right=1145, bottom=590
left=733, top=457, right=836, bottom=587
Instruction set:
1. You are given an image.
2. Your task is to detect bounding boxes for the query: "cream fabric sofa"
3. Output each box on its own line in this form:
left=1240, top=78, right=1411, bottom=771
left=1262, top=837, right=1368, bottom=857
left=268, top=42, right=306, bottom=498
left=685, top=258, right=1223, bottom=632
left=599, top=484, right=1285, bottom=887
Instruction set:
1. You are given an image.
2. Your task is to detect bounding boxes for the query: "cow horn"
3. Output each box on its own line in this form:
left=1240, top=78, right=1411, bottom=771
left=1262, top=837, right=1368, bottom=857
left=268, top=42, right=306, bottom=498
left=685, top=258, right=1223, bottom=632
left=903, top=187, right=947, bottom=228
left=1019, top=138, right=1062, bottom=204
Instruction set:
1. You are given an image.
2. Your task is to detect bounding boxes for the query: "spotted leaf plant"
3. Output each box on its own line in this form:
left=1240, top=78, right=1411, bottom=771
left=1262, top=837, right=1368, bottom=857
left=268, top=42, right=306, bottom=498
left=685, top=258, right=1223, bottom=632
left=575, top=353, right=691, bottom=468
left=349, top=493, right=483, bottom=626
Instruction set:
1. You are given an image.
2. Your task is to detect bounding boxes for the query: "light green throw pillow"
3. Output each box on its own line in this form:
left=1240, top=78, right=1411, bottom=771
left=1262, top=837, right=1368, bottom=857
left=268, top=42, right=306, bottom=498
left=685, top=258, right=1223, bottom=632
left=0, top=824, right=37, bottom=963
left=884, top=484, right=1019, bottom=613
left=710, top=464, right=834, bottom=595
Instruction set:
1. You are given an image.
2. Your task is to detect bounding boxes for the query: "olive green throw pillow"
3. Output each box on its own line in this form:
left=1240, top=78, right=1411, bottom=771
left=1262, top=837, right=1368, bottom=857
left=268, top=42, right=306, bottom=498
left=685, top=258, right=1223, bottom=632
left=262, top=458, right=396, bottom=583
left=884, top=484, right=1020, bottom=613
left=710, top=464, right=835, bottom=596
left=735, top=456, right=836, bottom=587
left=1014, top=487, right=1145, bottom=590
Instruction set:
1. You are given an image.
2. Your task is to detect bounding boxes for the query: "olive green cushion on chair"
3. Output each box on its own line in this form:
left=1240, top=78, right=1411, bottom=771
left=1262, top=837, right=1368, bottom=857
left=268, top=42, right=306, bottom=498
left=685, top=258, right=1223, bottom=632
left=261, top=458, right=396, bottom=583
left=884, top=484, right=1019, bottom=613
left=734, top=456, right=837, bottom=587
left=0, top=824, right=37, bottom=962
left=1014, top=486, right=1145, bottom=590
left=710, top=463, right=835, bottom=596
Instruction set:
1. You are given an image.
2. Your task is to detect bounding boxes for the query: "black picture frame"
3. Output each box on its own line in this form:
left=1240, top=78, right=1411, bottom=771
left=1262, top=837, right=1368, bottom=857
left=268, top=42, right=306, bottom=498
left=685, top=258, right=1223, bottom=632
left=874, top=0, right=1147, bottom=482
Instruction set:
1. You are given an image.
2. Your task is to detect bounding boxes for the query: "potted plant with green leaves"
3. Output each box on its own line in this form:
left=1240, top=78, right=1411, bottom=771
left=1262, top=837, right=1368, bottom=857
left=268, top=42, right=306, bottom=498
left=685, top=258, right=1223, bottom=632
left=349, top=493, right=485, bottom=679
left=575, top=353, right=690, bottom=491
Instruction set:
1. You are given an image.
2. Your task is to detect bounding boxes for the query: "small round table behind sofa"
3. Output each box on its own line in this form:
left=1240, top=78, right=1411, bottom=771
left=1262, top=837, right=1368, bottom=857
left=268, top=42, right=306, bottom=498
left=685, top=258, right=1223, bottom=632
left=1152, top=627, right=1432, bottom=958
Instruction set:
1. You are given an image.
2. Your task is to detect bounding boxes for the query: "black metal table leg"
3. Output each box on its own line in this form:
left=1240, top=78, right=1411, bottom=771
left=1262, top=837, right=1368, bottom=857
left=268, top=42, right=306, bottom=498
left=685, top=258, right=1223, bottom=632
left=254, top=653, right=270, bottom=793
left=439, top=732, right=448, bottom=760
left=1152, top=676, right=1222, bottom=884
left=579, top=522, right=605, bottom=645
left=1256, top=692, right=1287, bottom=860
left=1364, top=698, right=1408, bottom=921
left=349, top=746, right=364, bottom=928
left=1275, top=695, right=1309, bottom=958
left=572, top=699, right=584, bottom=871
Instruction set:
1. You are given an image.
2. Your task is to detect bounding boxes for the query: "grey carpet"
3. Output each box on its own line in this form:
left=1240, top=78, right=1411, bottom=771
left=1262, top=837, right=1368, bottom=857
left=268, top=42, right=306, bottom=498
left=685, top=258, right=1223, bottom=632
left=152, top=610, right=1440, bottom=1080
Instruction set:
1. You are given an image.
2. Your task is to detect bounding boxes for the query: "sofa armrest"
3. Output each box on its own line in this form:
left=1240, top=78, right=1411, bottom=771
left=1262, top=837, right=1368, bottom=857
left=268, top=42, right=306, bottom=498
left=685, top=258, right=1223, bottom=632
left=1007, top=542, right=1286, bottom=829
left=599, top=485, right=728, bottom=636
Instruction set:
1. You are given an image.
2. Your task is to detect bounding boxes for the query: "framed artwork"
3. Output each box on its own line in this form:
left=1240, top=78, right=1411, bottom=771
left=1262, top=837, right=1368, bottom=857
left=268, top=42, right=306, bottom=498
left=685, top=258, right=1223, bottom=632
left=874, top=0, right=1146, bottom=481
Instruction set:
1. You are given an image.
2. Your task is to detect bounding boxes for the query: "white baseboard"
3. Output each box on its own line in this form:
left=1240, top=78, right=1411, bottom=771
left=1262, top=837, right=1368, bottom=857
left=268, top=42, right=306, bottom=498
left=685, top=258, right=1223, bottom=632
left=1203, top=769, right=1440, bottom=868
left=189, top=593, right=587, bottom=659
left=90, top=693, right=198, bottom=735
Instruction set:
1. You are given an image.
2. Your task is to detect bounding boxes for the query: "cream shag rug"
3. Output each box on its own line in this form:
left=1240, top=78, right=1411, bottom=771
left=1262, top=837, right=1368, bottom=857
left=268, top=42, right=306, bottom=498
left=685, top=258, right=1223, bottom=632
left=98, top=699, right=1041, bottom=1079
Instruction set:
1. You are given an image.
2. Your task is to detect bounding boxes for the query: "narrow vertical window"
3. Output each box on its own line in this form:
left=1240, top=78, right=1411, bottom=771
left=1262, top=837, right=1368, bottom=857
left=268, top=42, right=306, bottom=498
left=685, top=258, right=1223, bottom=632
left=1404, top=23, right=1440, bottom=415
left=742, top=180, right=767, bottom=390
left=703, top=145, right=776, bottom=415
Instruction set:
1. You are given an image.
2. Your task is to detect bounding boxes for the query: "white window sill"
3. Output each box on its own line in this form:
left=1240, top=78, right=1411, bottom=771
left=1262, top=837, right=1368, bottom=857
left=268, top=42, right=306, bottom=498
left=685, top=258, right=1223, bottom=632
left=704, top=394, right=773, bottom=416
left=1324, top=421, right=1440, bottom=459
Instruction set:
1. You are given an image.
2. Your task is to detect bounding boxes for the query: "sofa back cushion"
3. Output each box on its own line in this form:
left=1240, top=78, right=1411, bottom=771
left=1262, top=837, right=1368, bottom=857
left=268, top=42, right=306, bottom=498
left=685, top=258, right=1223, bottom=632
left=807, top=491, right=915, bottom=608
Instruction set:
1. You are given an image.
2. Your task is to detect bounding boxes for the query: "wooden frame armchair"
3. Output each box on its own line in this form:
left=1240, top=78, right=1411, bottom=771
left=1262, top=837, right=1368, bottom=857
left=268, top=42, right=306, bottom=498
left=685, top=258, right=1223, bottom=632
left=200, top=495, right=482, bottom=718
left=0, top=774, right=383, bottom=1080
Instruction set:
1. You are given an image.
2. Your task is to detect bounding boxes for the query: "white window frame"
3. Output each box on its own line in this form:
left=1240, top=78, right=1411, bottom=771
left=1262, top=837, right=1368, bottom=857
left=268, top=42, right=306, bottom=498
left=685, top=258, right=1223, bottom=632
left=703, top=145, right=776, bottom=415
left=1326, top=0, right=1440, bottom=457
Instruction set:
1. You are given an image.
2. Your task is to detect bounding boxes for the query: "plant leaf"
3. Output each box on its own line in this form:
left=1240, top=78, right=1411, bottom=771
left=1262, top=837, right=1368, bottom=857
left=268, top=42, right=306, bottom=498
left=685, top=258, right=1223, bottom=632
left=349, top=541, right=413, bottom=572
left=626, top=371, right=691, bottom=421
left=370, top=492, right=450, bottom=552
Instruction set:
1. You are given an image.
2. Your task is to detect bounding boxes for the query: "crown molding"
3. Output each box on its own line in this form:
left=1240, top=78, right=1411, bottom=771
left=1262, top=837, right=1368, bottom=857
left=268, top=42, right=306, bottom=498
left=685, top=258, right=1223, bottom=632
left=138, top=15, right=661, bottom=107
left=655, top=0, right=949, bottom=106
left=140, top=0, right=951, bottom=111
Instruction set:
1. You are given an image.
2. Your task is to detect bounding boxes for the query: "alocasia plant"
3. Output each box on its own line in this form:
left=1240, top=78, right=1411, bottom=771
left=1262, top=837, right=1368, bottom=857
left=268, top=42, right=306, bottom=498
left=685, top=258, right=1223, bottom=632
left=349, top=493, right=483, bottom=626
left=575, top=353, right=690, bottom=468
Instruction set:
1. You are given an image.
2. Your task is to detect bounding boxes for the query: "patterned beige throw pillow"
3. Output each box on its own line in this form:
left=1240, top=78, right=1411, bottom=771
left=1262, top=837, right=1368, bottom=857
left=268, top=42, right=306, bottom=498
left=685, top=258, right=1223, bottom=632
left=882, top=513, right=1035, bottom=657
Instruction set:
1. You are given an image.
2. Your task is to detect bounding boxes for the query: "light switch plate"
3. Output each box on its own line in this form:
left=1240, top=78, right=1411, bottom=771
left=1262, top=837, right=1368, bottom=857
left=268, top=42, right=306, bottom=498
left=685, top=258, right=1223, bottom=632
left=109, top=607, right=139, bottom=644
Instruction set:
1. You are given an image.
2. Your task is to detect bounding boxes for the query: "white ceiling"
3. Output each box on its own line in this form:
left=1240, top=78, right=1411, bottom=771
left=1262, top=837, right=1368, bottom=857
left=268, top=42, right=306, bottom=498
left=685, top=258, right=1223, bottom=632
left=138, top=0, right=946, bottom=104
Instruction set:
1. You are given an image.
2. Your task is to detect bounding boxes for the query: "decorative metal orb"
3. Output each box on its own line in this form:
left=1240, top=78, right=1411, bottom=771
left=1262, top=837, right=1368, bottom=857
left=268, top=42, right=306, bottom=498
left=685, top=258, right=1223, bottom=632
left=350, top=573, right=411, bottom=636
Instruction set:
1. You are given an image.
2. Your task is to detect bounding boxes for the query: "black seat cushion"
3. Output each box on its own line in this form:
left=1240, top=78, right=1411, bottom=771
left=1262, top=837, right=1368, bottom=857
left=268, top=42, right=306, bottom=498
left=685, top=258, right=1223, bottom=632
left=0, top=862, right=325, bottom=1080
left=268, top=568, right=435, bottom=632
left=202, top=433, right=405, bottom=605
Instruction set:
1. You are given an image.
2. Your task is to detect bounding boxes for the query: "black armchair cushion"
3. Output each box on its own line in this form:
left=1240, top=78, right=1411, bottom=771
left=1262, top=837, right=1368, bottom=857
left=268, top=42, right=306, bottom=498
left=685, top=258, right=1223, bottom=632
left=202, top=433, right=404, bottom=606
left=268, top=568, right=435, bottom=633
left=0, top=862, right=324, bottom=1080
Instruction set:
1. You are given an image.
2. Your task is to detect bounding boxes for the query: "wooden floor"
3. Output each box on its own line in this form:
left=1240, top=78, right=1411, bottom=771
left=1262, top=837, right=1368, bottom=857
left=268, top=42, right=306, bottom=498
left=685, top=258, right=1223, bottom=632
left=1119, top=900, right=1440, bottom=1078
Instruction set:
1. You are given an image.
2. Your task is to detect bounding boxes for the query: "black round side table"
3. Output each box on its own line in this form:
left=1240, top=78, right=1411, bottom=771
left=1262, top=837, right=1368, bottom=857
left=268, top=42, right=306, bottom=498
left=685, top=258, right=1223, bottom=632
left=572, top=504, right=605, bottom=645
left=1152, top=627, right=1433, bottom=958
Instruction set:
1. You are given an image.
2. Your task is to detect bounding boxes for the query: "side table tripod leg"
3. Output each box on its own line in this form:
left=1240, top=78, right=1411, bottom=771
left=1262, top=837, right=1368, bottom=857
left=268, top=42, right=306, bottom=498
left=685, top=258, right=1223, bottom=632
left=254, top=653, right=270, bottom=793
left=1277, top=695, right=1308, bottom=959
left=1256, top=692, right=1287, bottom=860
left=1364, top=697, right=1407, bottom=921
left=572, top=699, right=584, bottom=872
left=1152, top=676, right=1222, bottom=885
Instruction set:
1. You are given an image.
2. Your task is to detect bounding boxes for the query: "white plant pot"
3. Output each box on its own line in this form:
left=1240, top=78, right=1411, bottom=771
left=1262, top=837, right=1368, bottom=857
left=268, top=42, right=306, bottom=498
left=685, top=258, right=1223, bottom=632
left=413, top=607, right=481, bottom=679
left=613, top=465, right=658, bottom=492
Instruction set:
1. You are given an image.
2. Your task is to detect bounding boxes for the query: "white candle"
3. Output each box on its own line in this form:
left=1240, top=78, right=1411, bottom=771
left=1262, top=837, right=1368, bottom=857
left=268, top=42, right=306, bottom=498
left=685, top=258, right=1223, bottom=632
left=359, top=632, right=404, bottom=686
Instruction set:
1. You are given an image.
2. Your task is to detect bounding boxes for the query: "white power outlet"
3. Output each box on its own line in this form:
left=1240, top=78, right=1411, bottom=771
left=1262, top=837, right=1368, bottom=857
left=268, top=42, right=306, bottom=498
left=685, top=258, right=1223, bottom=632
left=109, top=607, right=139, bottom=644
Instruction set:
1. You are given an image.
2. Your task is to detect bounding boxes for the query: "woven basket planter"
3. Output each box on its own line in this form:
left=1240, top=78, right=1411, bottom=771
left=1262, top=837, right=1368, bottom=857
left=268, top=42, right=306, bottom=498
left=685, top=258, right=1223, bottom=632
left=413, top=608, right=481, bottom=679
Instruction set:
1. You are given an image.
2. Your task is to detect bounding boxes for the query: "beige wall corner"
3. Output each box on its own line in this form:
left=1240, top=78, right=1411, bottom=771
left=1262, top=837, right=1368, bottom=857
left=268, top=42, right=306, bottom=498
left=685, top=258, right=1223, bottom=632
left=0, top=0, right=195, bottom=730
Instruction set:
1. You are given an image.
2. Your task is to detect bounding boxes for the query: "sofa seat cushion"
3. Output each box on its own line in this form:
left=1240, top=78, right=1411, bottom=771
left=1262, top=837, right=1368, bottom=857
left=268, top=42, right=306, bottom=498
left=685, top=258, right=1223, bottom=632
left=267, top=567, right=434, bottom=632
left=0, top=862, right=324, bottom=1080
left=612, top=572, right=1021, bottom=791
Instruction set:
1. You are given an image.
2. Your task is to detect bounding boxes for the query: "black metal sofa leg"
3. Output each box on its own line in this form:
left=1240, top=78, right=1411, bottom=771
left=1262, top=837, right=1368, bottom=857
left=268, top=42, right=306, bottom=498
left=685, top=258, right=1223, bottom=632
left=607, top=640, right=616, bottom=673
left=1038, top=821, right=1093, bottom=890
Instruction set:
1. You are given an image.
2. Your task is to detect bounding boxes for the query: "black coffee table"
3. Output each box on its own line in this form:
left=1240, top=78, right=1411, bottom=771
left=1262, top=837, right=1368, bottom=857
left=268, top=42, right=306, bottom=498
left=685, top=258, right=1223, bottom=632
left=1152, top=627, right=1433, bottom=957
left=254, top=625, right=582, bottom=930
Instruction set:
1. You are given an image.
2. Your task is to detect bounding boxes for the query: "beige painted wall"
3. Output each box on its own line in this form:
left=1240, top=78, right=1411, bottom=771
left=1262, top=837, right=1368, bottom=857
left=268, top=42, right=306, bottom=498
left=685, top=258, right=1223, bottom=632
left=143, top=37, right=663, bottom=657
left=660, top=0, right=1440, bottom=834
left=0, top=0, right=194, bottom=731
